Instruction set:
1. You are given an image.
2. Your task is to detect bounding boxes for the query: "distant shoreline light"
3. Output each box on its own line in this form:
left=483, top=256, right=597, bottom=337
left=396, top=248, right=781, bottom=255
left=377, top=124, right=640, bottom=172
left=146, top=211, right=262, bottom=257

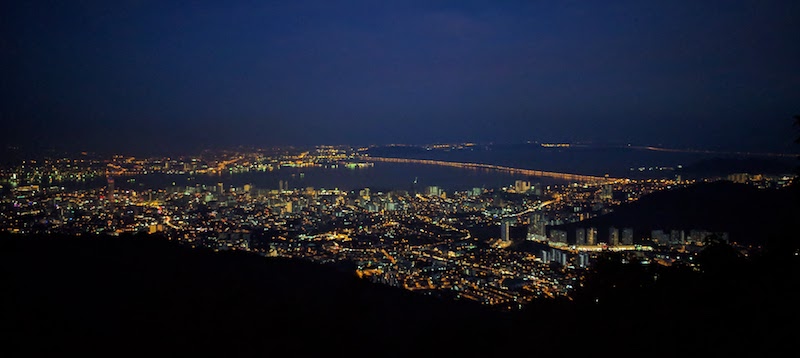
left=541, top=143, right=571, bottom=148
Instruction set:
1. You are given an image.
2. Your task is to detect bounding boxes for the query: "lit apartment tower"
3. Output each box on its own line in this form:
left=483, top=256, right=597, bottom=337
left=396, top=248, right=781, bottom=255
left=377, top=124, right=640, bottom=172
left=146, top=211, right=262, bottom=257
left=727, top=173, right=748, bottom=183
left=575, top=228, right=586, bottom=245
left=577, top=253, right=589, bottom=268
left=550, top=229, right=567, bottom=244
left=501, top=220, right=512, bottom=243
left=532, top=182, right=543, bottom=196
left=540, top=250, right=550, bottom=263
left=670, top=230, right=685, bottom=245
left=514, top=180, right=531, bottom=193
left=528, top=213, right=546, bottom=241
left=278, top=180, right=290, bottom=192
left=217, top=182, right=225, bottom=194
left=549, top=248, right=567, bottom=265
left=106, top=176, right=115, bottom=208
left=587, top=227, right=598, bottom=245
left=651, top=230, right=669, bottom=243
left=600, top=184, right=613, bottom=201
left=609, top=227, right=620, bottom=246
left=688, top=230, right=711, bottom=245
left=622, top=228, right=634, bottom=245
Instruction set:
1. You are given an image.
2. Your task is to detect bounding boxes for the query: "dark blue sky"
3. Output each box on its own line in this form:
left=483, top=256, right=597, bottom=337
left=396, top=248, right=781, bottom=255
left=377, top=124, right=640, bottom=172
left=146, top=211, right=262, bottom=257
left=2, top=1, right=799, bottom=154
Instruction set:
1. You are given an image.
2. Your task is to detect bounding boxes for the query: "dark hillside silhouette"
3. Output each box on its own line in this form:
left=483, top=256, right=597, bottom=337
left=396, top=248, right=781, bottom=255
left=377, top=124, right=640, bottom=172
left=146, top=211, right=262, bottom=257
left=1, top=234, right=518, bottom=356
left=4, top=232, right=798, bottom=357
left=555, top=180, right=798, bottom=246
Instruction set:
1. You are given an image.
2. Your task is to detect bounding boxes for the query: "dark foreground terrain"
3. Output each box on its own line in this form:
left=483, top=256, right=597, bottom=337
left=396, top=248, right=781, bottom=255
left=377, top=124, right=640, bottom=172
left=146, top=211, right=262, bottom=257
left=3, top=232, right=798, bottom=357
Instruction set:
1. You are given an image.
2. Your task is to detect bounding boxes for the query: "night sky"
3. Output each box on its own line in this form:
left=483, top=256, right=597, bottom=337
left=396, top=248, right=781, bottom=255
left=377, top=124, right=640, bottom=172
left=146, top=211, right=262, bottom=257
left=2, top=1, right=799, bottom=154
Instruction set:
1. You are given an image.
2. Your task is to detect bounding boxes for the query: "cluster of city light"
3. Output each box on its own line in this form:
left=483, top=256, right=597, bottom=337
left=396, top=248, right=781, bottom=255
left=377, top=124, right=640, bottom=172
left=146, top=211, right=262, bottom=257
left=2, top=144, right=785, bottom=309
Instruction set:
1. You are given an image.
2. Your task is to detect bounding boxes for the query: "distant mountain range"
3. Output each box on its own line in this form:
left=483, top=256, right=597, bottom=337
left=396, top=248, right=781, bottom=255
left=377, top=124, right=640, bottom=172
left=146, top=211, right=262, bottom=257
left=677, top=157, right=797, bottom=177
left=366, top=143, right=798, bottom=179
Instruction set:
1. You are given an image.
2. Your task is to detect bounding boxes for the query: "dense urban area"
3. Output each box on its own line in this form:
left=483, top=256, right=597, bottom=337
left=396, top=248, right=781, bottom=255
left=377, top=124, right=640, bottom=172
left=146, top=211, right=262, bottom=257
left=1, top=144, right=794, bottom=309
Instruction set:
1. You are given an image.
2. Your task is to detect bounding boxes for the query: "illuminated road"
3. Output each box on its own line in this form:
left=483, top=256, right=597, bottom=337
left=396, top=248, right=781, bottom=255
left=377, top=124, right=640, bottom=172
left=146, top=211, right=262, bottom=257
left=502, top=200, right=555, bottom=219
left=381, top=249, right=396, bottom=264
left=360, top=156, right=616, bottom=182
left=164, top=215, right=181, bottom=230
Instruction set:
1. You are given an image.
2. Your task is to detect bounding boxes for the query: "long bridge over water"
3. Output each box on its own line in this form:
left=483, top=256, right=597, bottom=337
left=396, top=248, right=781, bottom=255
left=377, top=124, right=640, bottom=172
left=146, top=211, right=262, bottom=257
left=359, top=156, right=617, bottom=182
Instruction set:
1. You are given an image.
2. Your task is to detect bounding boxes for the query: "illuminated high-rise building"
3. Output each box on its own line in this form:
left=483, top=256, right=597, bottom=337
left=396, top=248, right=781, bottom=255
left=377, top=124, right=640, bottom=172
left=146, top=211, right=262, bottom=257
left=501, top=220, right=512, bottom=243
left=622, top=228, right=634, bottom=245
left=575, top=228, right=586, bottom=245
left=600, top=184, right=613, bottom=201
left=528, top=213, right=546, bottom=241
left=609, top=227, right=620, bottom=246
left=107, top=177, right=114, bottom=200
left=577, top=253, right=589, bottom=268
left=587, top=227, right=597, bottom=245
left=651, top=229, right=668, bottom=243
left=688, top=230, right=711, bottom=244
left=106, top=177, right=115, bottom=209
left=514, top=180, right=531, bottom=193
left=550, top=229, right=567, bottom=244
left=359, top=188, right=370, bottom=200
left=532, top=182, right=543, bottom=196
left=727, top=173, right=748, bottom=183
left=670, top=230, right=685, bottom=245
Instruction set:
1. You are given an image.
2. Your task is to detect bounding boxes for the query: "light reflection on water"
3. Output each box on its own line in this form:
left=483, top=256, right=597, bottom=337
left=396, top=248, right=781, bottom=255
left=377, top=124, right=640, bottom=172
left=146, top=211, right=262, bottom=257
left=110, top=162, right=567, bottom=192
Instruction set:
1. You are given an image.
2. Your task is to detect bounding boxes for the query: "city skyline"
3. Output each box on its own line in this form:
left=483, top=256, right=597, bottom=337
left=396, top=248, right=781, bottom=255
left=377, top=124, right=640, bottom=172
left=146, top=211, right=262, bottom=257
left=2, top=144, right=793, bottom=308
left=3, top=2, right=800, bottom=352
left=2, top=1, right=799, bottom=155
